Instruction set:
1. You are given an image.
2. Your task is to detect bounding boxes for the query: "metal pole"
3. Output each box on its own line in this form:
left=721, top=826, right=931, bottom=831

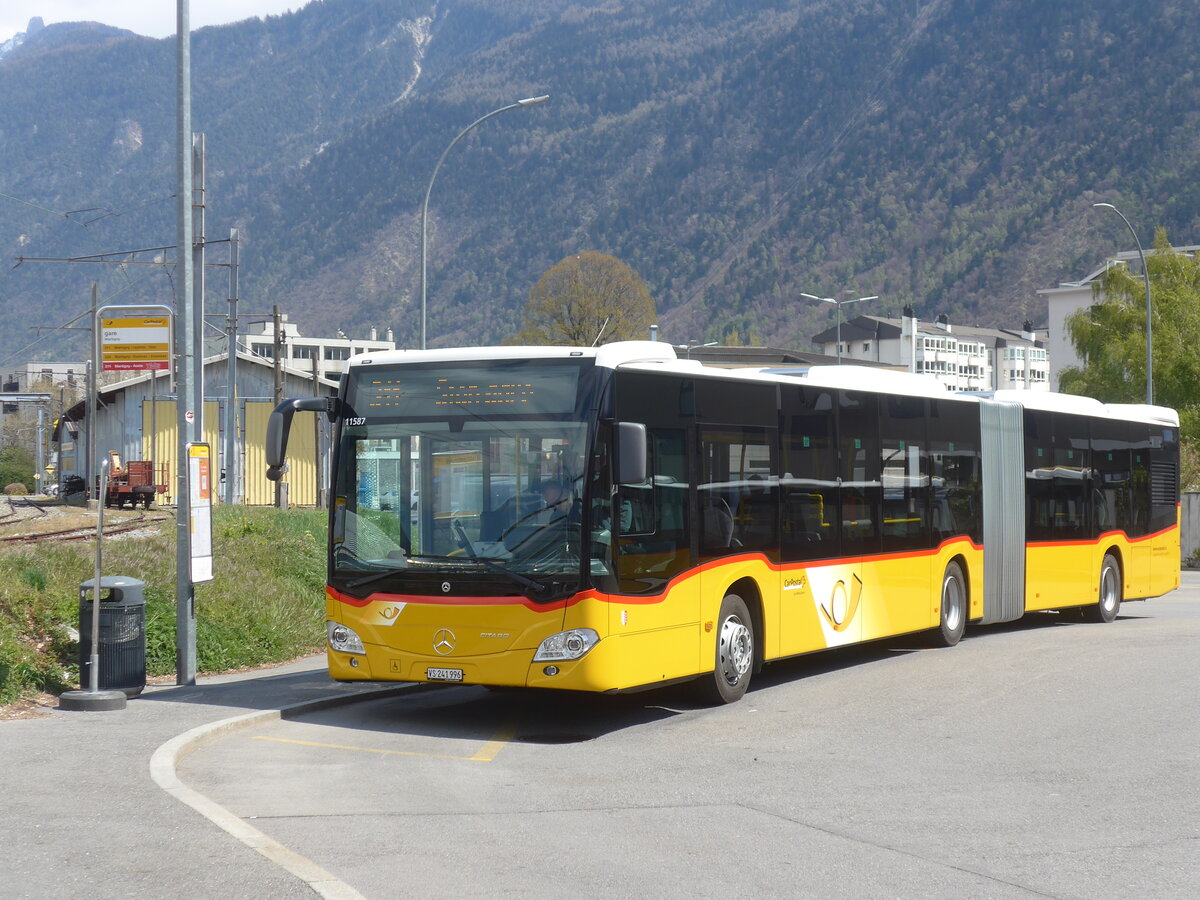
left=1092, top=202, right=1153, bottom=405
left=150, top=369, right=157, bottom=485
left=273, top=304, right=283, bottom=508
left=90, top=298, right=100, bottom=503
left=311, top=355, right=322, bottom=506
left=175, top=0, right=197, bottom=686
left=89, top=458, right=110, bottom=693
left=35, top=404, right=45, bottom=492
left=801, top=293, right=877, bottom=365
left=224, top=227, right=239, bottom=505
left=192, top=132, right=206, bottom=431
left=836, top=303, right=843, bottom=364
left=420, top=95, right=549, bottom=350
left=87, top=284, right=97, bottom=498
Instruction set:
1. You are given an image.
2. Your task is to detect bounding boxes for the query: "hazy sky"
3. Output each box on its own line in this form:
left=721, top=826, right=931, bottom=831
left=2, top=1, right=306, bottom=44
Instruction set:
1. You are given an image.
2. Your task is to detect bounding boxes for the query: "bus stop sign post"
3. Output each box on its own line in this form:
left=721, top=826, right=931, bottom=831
left=59, top=458, right=127, bottom=711
left=187, top=443, right=215, bottom=584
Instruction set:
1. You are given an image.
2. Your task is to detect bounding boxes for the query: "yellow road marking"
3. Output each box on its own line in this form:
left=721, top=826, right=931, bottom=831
left=252, top=721, right=516, bottom=762
left=467, top=723, right=517, bottom=762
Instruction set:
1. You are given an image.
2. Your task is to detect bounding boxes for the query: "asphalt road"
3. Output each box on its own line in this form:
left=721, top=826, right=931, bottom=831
left=179, top=579, right=1200, bottom=899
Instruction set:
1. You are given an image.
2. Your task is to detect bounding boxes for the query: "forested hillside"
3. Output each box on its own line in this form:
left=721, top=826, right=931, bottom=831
left=2, top=0, right=1199, bottom=362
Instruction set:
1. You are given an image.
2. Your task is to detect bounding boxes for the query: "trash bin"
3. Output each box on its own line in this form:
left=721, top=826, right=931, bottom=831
left=79, top=576, right=146, bottom=697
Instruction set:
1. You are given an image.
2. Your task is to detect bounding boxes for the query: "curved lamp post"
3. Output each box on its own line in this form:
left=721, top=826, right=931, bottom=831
left=420, top=94, right=550, bottom=350
left=801, top=292, right=878, bottom=364
left=1092, top=202, right=1153, bottom=405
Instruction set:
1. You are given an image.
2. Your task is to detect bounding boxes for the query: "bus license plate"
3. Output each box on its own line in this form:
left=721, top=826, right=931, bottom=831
left=426, top=667, right=464, bottom=683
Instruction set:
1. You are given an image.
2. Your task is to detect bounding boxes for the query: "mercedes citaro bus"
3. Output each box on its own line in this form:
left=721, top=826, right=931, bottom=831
left=266, top=341, right=1179, bottom=703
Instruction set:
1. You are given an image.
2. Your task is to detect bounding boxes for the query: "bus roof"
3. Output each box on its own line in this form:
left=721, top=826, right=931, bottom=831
left=344, top=342, right=1178, bottom=427
left=343, top=341, right=678, bottom=369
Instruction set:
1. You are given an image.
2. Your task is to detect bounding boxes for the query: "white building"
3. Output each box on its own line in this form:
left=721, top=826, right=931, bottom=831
left=4, top=361, right=86, bottom=389
left=243, top=316, right=395, bottom=382
left=812, top=309, right=1049, bottom=392
left=1037, top=245, right=1200, bottom=390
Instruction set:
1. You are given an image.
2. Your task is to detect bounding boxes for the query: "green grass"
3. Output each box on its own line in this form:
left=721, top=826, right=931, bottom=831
left=0, top=506, right=329, bottom=705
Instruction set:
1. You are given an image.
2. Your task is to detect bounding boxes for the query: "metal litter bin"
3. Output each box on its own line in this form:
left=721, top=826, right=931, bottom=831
left=79, top=576, right=146, bottom=697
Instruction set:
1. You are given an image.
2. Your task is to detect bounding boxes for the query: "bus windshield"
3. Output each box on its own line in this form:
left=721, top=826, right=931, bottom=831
left=330, top=359, right=600, bottom=599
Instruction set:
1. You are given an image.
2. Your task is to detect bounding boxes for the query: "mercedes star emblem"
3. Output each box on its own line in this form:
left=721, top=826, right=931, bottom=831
left=433, top=629, right=456, bottom=655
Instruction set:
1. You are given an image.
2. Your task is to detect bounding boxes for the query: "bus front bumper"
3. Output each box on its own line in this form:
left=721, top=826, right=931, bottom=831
left=327, top=627, right=625, bottom=692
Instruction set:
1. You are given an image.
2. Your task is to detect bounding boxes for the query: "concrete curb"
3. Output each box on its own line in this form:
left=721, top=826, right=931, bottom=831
left=150, top=684, right=413, bottom=900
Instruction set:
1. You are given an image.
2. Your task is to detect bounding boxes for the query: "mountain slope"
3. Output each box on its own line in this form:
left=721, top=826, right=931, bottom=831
left=2, top=0, right=1199, bottom=365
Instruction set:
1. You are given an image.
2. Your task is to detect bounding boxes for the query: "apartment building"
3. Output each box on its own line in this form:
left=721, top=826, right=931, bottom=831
left=812, top=308, right=1049, bottom=391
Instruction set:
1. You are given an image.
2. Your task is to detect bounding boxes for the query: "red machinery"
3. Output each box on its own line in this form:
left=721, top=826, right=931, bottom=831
left=105, top=452, right=169, bottom=508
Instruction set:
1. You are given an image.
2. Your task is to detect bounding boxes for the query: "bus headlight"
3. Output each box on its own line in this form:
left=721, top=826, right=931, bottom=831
left=533, top=628, right=599, bottom=662
left=327, top=621, right=365, bottom=655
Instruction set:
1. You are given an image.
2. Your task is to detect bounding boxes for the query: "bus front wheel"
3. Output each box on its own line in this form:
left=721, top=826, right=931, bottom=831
left=1084, top=553, right=1122, bottom=623
left=935, top=560, right=967, bottom=647
left=696, top=594, right=754, bottom=705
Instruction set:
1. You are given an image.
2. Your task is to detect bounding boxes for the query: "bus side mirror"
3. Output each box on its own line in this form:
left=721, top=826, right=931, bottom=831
left=266, top=397, right=339, bottom=481
left=615, top=421, right=647, bottom=486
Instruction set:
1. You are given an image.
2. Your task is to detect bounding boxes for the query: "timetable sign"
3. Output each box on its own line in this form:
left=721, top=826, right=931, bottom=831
left=101, top=314, right=172, bottom=371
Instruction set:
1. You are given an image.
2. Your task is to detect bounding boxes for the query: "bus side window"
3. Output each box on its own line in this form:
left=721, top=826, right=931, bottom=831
left=781, top=385, right=838, bottom=561
left=928, top=398, right=981, bottom=545
left=698, top=425, right=777, bottom=558
left=839, top=390, right=880, bottom=556
left=879, top=394, right=929, bottom=552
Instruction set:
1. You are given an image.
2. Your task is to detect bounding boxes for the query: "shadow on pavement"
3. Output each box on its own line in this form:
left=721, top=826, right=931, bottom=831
left=131, top=608, right=1148, bottom=726
left=135, top=665, right=387, bottom=713
left=290, top=681, right=681, bottom=745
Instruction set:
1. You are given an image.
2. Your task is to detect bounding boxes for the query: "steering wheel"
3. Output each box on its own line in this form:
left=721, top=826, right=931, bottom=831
left=497, top=503, right=560, bottom=542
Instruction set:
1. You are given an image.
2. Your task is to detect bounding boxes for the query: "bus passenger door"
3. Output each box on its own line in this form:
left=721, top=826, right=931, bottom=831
left=778, top=386, right=867, bottom=654
left=822, top=390, right=878, bottom=647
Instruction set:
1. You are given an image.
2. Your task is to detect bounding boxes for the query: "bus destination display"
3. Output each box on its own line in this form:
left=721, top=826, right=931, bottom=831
left=355, top=363, right=581, bottom=416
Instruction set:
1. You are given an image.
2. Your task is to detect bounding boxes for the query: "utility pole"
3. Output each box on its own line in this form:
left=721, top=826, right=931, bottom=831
left=311, top=355, right=322, bottom=507
left=223, top=227, right=239, bottom=505
left=192, top=132, right=206, bottom=430
left=86, top=284, right=97, bottom=499
left=272, top=304, right=284, bottom=508
left=175, top=0, right=198, bottom=686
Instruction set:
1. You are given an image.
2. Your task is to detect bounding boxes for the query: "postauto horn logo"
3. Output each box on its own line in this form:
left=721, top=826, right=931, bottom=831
left=819, top=574, right=862, bottom=632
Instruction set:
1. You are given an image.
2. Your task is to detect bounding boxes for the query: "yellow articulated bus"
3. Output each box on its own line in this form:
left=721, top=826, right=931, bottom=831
left=266, top=341, right=1180, bottom=704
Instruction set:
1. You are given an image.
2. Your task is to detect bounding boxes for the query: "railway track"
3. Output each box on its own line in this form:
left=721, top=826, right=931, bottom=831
left=0, top=497, right=167, bottom=545
left=0, top=497, right=49, bottom=526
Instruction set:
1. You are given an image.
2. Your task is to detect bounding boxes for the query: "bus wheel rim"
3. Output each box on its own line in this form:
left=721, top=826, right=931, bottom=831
left=718, top=615, right=752, bottom=686
left=943, top=574, right=963, bottom=631
left=1101, top=565, right=1118, bottom=612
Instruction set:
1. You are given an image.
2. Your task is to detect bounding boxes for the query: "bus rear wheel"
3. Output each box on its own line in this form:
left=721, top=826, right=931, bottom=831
left=935, top=560, right=967, bottom=647
left=696, top=594, right=754, bottom=705
left=1084, top=553, right=1121, bottom=623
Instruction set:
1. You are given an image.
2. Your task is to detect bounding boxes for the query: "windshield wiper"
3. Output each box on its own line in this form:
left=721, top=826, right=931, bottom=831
left=345, top=565, right=406, bottom=590
left=470, top=556, right=557, bottom=600
left=341, top=556, right=569, bottom=601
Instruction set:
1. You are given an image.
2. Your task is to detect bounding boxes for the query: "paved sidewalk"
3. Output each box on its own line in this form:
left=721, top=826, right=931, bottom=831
left=0, top=655, right=398, bottom=899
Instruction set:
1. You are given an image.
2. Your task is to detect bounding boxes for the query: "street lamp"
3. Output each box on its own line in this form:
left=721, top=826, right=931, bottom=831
left=675, top=340, right=718, bottom=360
left=1092, top=202, right=1153, bottom=405
left=420, top=94, right=550, bottom=350
left=801, top=292, right=878, bottom=364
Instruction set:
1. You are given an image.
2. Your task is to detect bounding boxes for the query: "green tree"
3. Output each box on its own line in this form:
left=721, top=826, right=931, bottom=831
left=511, top=252, right=656, bottom=346
left=1059, top=229, right=1200, bottom=483
left=0, top=445, right=34, bottom=491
